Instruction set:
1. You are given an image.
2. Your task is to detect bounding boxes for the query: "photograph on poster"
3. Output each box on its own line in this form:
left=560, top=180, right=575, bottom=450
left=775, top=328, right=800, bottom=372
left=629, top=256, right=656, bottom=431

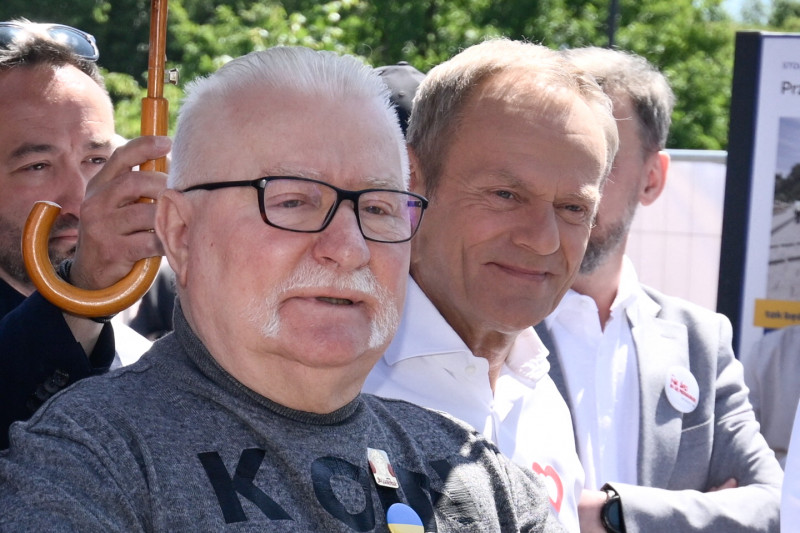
left=718, top=32, right=800, bottom=356
left=767, top=116, right=800, bottom=301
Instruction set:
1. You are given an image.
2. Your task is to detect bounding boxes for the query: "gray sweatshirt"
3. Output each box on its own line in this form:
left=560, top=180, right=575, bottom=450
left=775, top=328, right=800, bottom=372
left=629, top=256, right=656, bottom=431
left=0, top=304, right=564, bottom=532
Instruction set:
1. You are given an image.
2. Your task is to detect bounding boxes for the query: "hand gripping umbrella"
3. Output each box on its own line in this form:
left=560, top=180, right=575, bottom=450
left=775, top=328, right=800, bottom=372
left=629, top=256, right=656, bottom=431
left=21, top=0, right=170, bottom=318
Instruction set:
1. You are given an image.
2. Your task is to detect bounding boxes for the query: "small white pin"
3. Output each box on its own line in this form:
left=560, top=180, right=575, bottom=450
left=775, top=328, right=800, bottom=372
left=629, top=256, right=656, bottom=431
left=368, top=448, right=399, bottom=489
left=664, top=365, right=700, bottom=413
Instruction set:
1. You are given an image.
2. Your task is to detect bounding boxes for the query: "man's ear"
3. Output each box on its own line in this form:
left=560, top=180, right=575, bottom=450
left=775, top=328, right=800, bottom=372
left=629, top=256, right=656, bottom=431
left=640, top=150, right=670, bottom=206
left=155, top=189, right=191, bottom=287
left=408, top=146, right=424, bottom=196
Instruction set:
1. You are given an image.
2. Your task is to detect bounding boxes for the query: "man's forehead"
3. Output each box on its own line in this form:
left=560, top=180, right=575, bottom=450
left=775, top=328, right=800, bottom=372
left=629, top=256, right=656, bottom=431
left=6, top=137, right=113, bottom=158
left=200, top=92, right=404, bottom=190
left=259, top=164, right=404, bottom=190
left=0, top=66, right=113, bottom=123
left=0, top=63, right=103, bottom=99
left=0, top=97, right=115, bottom=155
left=0, top=114, right=114, bottom=167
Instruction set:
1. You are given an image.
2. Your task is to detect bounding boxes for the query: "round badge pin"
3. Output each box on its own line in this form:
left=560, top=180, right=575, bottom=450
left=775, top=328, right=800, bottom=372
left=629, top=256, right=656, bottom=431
left=387, top=502, right=424, bottom=533
left=664, top=365, right=700, bottom=413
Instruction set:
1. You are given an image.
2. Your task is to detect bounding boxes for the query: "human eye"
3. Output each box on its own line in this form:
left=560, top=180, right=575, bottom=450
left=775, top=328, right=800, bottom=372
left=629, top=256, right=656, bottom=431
left=86, top=156, right=108, bottom=166
left=10, top=160, right=56, bottom=186
left=557, top=202, right=592, bottom=225
left=360, top=194, right=400, bottom=218
left=482, top=187, right=522, bottom=210
left=20, top=161, right=50, bottom=172
left=265, top=192, right=317, bottom=210
left=492, top=189, right=517, bottom=201
left=363, top=204, right=388, bottom=216
left=265, top=180, right=327, bottom=212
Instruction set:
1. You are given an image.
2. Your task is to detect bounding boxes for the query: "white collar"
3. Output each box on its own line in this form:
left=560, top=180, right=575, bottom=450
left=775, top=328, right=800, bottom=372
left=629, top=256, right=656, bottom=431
left=384, top=277, right=471, bottom=365
left=385, top=277, right=550, bottom=382
left=545, top=256, right=661, bottom=328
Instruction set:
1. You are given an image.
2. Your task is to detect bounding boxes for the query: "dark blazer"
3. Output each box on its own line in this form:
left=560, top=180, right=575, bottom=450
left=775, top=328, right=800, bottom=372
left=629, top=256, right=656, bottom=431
left=0, top=279, right=115, bottom=449
left=536, top=285, right=782, bottom=532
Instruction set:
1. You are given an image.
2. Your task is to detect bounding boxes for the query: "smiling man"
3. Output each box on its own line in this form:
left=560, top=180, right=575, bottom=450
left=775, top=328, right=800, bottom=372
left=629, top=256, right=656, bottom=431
left=363, top=38, right=618, bottom=532
left=0, top=46, right=564, bottom=532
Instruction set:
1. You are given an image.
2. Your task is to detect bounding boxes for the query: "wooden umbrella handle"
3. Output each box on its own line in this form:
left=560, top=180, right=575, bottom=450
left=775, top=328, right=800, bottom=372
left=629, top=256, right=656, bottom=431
left=141, top=0, right=170, bottom=168
left=20, top=0, right=169, bottom=318
left=22, top=202, right=162, bottom=317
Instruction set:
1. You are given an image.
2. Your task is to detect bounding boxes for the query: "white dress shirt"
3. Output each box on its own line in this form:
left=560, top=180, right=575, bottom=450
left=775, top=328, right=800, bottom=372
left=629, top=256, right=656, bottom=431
left=544, top=257, right=651, bottom=489
left=364, top=277, right=584, bottom=532
left=111, top=316, right=152, bottom=369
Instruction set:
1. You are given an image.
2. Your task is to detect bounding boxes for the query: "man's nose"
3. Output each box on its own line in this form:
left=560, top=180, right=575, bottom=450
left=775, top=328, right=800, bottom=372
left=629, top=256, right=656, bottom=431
left=53, top=163, right=90, bottom=217
left=511, top=201, right=561, bottom=255
left=311, top=201, right=371, bottom=270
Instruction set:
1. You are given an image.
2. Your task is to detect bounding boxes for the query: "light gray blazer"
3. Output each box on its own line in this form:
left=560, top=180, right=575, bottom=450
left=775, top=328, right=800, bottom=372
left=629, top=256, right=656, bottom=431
left=535, top=285, right=782, bottom=533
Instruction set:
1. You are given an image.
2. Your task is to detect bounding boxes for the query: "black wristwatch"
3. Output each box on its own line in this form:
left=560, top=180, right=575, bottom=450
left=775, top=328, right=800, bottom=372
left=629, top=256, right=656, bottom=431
left=600, top=486, right=626, bottom=533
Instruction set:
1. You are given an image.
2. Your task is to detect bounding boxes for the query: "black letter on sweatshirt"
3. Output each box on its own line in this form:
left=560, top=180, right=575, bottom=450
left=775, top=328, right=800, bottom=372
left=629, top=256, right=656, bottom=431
left=392, top=466, right=438, bottom=531
left=311, top=456, right=375, bottom=531
left=198, top=449, right=291, bottom=524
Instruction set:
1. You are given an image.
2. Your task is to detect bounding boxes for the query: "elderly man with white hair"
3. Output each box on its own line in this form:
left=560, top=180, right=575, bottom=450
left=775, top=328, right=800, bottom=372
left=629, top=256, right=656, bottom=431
left=0, top=45, right=564, bottom=532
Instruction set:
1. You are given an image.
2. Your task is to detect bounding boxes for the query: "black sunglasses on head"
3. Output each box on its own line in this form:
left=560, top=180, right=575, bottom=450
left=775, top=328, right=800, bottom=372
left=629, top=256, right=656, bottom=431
left=0, top=21, right=99, bottom=61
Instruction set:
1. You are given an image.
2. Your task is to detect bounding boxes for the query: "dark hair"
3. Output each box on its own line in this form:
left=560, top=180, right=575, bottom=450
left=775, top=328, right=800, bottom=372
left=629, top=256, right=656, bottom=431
left=0, top=19, right=105, bottom=89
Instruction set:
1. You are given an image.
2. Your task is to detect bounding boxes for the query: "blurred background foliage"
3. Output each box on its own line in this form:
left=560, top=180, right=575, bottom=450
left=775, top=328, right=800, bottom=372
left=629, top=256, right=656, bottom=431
left=2, top=0, right=799, bottom=148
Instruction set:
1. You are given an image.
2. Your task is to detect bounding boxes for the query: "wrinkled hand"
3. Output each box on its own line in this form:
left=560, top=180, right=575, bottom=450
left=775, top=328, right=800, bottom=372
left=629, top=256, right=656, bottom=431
left=70, top=136, right=171, bottom=290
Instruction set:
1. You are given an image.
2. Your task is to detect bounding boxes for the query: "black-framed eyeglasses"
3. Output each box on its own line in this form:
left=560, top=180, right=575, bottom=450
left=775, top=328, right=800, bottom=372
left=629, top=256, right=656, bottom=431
left=0, top=22, right=99, bottom=61
left=182, top=176, right=429, bottom=244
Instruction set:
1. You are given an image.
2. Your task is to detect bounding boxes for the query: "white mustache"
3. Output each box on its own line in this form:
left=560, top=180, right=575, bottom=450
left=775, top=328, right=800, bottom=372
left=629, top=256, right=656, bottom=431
left=250, top=263, right=399, bottom=350
left=275, top=263, right=382, bottom=299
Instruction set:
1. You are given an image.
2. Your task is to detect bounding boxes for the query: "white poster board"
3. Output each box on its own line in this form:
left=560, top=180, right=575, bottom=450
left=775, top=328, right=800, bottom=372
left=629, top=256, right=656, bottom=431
left=719, top=32, right=800, bottom=357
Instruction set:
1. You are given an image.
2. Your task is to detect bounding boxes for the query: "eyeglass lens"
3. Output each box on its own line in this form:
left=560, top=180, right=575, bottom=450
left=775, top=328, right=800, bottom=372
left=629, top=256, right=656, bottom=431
left=0, top=23, right=99, bottom=61
left=262, top=178, right=423, bottom=242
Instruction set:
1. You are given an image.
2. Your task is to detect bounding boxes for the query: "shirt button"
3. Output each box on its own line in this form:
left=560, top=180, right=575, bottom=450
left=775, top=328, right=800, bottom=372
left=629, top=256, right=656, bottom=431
left=465, top=365, right=477, bottom=376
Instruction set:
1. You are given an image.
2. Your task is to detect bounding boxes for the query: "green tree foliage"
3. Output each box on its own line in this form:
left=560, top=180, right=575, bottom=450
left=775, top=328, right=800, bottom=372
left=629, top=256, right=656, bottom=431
left=770, top=0, right=800, bottom=30
left=610, top=0, right=734, bottom=149
left=0, top=0, right=795, bottom=147
left=742, top=0, right=770, bottom=25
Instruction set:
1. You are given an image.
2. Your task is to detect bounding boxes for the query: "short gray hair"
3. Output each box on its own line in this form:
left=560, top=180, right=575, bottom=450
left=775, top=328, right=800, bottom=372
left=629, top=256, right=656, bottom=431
left=169, top=46, right=408, bottom=190
left=563, top=46, right=674, bottom=153
left=407, top=38, right=618, bottom=197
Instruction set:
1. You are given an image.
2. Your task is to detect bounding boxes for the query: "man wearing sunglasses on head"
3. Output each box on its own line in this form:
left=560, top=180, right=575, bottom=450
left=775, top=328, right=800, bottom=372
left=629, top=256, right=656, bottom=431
left=0, top=20, right=168, bottom=448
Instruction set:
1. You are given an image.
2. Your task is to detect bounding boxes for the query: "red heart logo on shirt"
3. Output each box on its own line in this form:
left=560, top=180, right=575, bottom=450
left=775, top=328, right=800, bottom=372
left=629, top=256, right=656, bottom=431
left=532, top=462, right=564, bottom=513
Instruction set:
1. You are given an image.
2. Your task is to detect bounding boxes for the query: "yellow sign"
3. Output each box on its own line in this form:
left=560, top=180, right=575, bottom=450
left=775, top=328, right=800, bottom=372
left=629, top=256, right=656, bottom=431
left=754, top=299, right=800, bottom=328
